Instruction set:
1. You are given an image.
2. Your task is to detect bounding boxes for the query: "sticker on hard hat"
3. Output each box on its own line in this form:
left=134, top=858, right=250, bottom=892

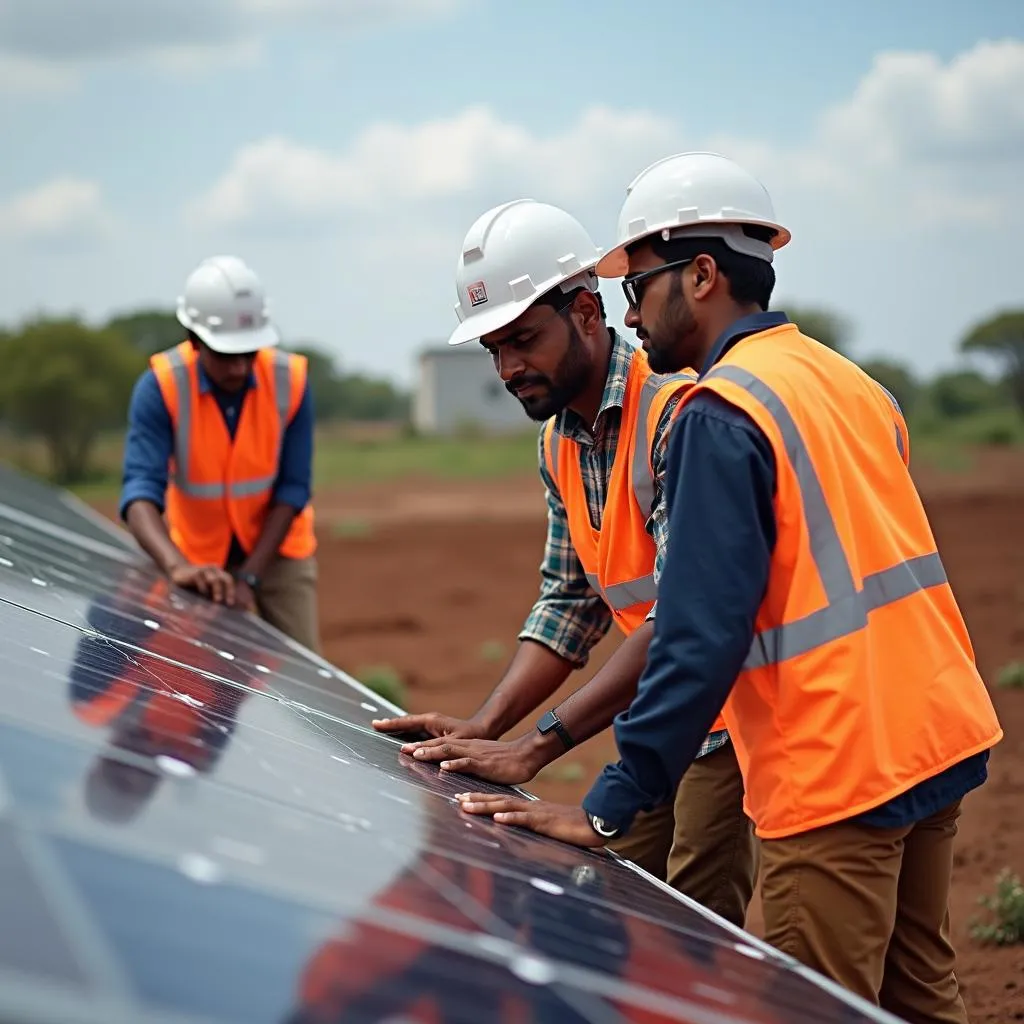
left=467, top=281, right=488, bottom=307
left=238, top=313, right=255, bottom=328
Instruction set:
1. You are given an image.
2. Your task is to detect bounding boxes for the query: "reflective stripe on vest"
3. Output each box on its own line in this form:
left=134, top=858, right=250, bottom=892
left=873, top=378, right=906, bottom=460
left=548, top=368, right=695, bottom=613
left=165, top=347, right=293, bottom=499
left=703, top=364, right=947, bottom=670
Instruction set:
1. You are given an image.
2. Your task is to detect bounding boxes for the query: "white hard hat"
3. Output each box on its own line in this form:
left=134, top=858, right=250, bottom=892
left=448, top=199, right=603, bottom=346
left=595, top=152, right=791, bottom=279
left=175, top=255, right=279, bottom=354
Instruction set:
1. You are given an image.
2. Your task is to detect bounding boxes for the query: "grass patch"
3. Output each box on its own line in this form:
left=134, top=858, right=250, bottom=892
left=331, top=517, right=374, bottom=539
left=995, top=661, right=1024, bottom=690
left=312, top=425, right=538, bottom=485
left=537, top=761, right=586, bottom=784
left=478, top=640, right=508, bottom=663
left=970, top=869, right=1024, bottom=946
left=355, top=664, right=407, bottom=709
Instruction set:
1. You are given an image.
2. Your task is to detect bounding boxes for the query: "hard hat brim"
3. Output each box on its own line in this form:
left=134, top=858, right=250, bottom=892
left=187, top=317, right=280, bottom=355
left=596, top=221, right=792, bottom=279
left=447, top=294, right=539, bottom=346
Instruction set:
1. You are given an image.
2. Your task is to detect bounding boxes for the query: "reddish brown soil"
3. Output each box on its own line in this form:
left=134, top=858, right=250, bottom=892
left=313, top=450, right=1024, bottom=1023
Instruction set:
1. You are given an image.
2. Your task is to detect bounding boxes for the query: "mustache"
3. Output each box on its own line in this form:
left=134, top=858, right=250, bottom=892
left=506, top=375, right=548, bottom=395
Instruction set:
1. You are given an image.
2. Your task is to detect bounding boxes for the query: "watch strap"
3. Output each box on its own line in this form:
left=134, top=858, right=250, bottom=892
left=536, top=708, right=575, bottom=751
left=233, top=570, right=261, bottom=590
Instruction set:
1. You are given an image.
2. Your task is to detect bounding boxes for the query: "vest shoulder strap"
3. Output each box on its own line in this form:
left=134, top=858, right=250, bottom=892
left=260, top=348, right=305, bottom=425
left=149, top=342, right=195, bottom=426
left=630, top=368, right=698, bottom=518
left=542, top=418, right=560, bottom=482
left=871, top=378, right=911, bottom=467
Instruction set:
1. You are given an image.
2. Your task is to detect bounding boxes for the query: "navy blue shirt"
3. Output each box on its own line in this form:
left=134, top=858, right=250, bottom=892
left=119, top=362, right=314, bottom=527
left=584, top=311, right=987, bottom=833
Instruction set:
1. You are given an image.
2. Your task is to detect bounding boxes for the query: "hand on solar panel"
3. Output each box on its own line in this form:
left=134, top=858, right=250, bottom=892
left=372, top=711, right=489, bottom=743
left=455, top=793, right=605, bottom=848
left=232, top=577, right=258, bottom=613
left=168, top=562, right=238, bottom=606
left=402, top=735, right=545, bottom=785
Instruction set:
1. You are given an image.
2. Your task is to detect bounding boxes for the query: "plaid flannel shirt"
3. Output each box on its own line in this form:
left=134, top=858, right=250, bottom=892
left=518, top=330, right=729, bottom=760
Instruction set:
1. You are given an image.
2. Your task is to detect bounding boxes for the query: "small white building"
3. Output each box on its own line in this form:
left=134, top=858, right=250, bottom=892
left=412, top=345, right=527, bottom=435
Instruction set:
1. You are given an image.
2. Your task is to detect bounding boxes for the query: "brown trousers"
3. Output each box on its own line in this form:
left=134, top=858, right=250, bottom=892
left=608, top=740, right=758, bottom=928
left=253, top=554, right=321, bottom=654
left=760, top=800, right=967, bottom=1024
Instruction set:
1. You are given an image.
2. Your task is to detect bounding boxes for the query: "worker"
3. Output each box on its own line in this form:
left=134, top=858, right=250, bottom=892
left=119, top=255, right=320, bottom=652
left=455, top=152, right=1003, bottom=1022
left=373, top=199, right=757, bottom=927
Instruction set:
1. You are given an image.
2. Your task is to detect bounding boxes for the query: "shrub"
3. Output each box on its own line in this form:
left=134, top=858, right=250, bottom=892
left=970, top=869, right=1024, bottom=946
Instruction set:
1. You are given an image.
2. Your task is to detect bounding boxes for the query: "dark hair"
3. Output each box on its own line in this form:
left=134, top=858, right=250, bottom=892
left=535, top=282, right=607, bottom=320
left=634, top=225, right=776, bottom=310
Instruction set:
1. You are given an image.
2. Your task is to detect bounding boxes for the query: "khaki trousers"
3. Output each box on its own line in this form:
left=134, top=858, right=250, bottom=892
left=760, top=800, right=967, bottom=1024
left=608, top=740, right=758, bottom=928
left=253, top=554, right=321, bottom=654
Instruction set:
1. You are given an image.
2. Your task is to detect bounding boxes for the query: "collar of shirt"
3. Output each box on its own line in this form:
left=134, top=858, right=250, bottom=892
left=196, top=362, right=257, bottom=397
left=554, top=329, right=632, bottom=444
left=699, top=310, right=790, bottom=378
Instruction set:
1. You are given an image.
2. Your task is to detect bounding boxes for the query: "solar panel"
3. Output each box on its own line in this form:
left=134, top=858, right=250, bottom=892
left=0, top=465, right=903, bottom=1024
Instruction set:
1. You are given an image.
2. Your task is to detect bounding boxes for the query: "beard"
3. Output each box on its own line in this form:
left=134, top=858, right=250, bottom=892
left=641, top=276, right=699, bottom=375
left=507, top=321, right=592, bottom=421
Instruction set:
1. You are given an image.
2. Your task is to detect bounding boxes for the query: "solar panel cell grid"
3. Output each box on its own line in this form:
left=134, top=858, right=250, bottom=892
left=0, top=466, right=899, bottom=1024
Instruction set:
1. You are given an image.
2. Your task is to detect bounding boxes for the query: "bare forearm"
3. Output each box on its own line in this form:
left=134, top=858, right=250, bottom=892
left=241, top=503, right=299, bottom=578
left=548, top=621, right=652, bottom=748
left=125, top=500, right=187, bottom=575
left=471, top=639, right=574, bottom=738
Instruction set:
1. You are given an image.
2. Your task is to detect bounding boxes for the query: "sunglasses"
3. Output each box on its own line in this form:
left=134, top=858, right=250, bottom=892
left=622, top=258, right=694, bottom=310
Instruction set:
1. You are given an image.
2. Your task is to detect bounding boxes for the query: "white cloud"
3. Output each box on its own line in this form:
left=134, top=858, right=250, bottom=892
left=0, top=54, right=73, bottom=94
left=0, top=0, right=463, bottom=89
left=187, top=38, right=1024, bottom=242
left=711, top=38, right=1024, bottom=234
left=187, top=104, right=679, bottom=229
left=0, top=178, right=113, bottom=244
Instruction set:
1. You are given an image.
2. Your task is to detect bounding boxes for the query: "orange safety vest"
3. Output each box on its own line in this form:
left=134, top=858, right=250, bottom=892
left=542, top=349, right=729, bottom=735
left=150, top=341, right=317, bottom=567
left=675, top=322, right=1002, bottom=839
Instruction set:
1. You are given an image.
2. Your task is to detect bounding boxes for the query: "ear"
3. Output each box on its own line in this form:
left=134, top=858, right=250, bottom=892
left=691, top=254, right=719, bottom=301
left=572, top=290, right=603, bottom=334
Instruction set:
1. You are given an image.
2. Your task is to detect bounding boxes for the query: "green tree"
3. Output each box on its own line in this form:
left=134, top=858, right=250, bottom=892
left=857, top=359, right=920, bottom=418
left=286, top=342, right=409, bottom=423
left=961, top=310, right=1024, bottom=414
left=775, top=304, right=852, bottom=355
left=1, top=318, right=145, bottom=483
left=105, top=308, right=182, bottom=355
left=288, top=343, right=348, bottom=422
left=336, top=373, right=410, bottom=421
left=927, top=370, right=1006, bottom=421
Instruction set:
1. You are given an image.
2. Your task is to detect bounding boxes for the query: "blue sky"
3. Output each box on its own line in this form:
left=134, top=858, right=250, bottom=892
left=1, top=0, right=1022, bottom=384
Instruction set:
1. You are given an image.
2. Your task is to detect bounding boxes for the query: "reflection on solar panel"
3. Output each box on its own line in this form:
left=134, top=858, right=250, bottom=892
left=0, top=464, right=904, bottom=1024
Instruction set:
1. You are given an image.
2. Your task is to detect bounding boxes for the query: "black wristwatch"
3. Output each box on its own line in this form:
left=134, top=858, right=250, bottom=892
left=234, top=570, right=261, bottom=590
left=536, top=708, right=575, bottom=751
left=587, top=812, right=621, bottom=840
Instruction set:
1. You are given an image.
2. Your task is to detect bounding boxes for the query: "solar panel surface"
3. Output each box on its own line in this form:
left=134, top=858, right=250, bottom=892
left=0, top=467, right=904, bottom=1024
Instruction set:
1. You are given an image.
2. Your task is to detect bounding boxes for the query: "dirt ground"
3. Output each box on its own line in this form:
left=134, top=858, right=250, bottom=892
left=312, top=448, right=1024, bottom=1023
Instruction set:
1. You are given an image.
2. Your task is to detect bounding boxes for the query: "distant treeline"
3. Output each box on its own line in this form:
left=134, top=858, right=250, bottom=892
left=0, top=304, right=1021, bottom=484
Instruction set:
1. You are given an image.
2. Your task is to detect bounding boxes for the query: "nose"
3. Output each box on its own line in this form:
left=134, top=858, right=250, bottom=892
left=495, top=347, right=526, bottom=382
left=624, top=306, right=642, bottom=329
